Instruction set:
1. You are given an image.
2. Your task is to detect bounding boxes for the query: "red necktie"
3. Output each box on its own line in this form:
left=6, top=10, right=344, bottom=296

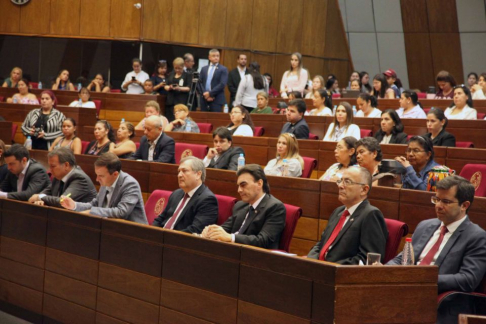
left=319, top=210, right=350, bottom=261
left=164, top=193, right=189, bottom=230
left=420, top=226, right=448, bottom=265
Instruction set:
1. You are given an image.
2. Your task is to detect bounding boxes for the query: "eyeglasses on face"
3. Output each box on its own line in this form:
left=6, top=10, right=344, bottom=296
left=406, top=149, right=425, bottom=155
left=336, top=179, right=366, bottom=187
left=431, top=196, right=460, bottom=206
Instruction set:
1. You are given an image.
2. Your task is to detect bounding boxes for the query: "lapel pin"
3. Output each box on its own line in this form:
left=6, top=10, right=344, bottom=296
left=350, top=218, right=354, bottom=222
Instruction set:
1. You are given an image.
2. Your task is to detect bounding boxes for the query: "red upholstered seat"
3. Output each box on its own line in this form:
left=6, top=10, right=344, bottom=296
left=456, top=141, right=474, bottom=148
left=135, top=142, right=140, bottom=150
left=93, top=100, right=102, bottom=119
left=360, top=129, right=372, bottom=138
left=309, top=133, right=319, bottom=140
left=383, top=218, right=409, bottom=263
left=253, top=126, right=264, bottom=137
left=30, top=82, right=39, bottom=89
left=301, top=156, right=317, bottom=179
left=423, top=108, right=431, bottom=114
left=145, top=190, right=172, bottom=225
left=478, top=112, right=485, bottom=119
left=417, top=92, right=427, bottom=99
left=175, top=143, right=209, bottom=164
left=459, top=164, right=486, bottom=197
left=0, top=96, right=4, bottom=102
left=214, top=194, right=237, bottom=225
left=11, top=124, right=17, bottom=143
left=81, top=141, right=90, bottom=154
left=279, top=204, right=302, bottom=252
left=332, top=93, right=341, bottom=98
left=110, top=89, right=121, bottom=93
left=196, top=123, right=213, bottom=134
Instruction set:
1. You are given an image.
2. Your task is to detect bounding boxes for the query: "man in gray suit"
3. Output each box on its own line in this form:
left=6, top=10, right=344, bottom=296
left=28, top=147, right=97, bottom=207
left=61, top=153, right=148, bottom=224
left=387, top=175, right=486, bottom=294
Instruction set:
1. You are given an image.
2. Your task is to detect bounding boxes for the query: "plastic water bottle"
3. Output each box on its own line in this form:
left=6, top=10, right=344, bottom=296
left=78, top=98, right=82, bottom=107
left=24, top=136, right=32, bottom=150
left=401, top=238, right=414, bottom=265
left=352, top=105, right=357, bottom=116
left=121, top=118, right=125, bottom=123
left=38, top=81, right=42, bottom=89
left=237, top=153, right=245, bottom=170
left=282, top=159, right=289, bottom=176
left=185, top=120, right=191, bottom=132
left=78, top=83, right=82, bottom=91
left=333, top=105, right=337, bottom=116
left=13, top=97, right=18, bottom=104
left=223, top=104, right=229, bottom=113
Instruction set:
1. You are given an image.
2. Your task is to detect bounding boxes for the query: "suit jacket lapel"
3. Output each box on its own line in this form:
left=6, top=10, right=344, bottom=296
left=435, top=218, right=470, bottom=266
left=214, top=147, right=232, bottom=168
left=239, top=194, right=269, bottom=234
left=333, top=201, right=368, bottom=246
left=321, top=206, right=345, bottom=244
left=173, top=186, right=205, bottom=227
left=414, top=222, right=441, bottom=259
left=107, top=172, right=124, bottom=207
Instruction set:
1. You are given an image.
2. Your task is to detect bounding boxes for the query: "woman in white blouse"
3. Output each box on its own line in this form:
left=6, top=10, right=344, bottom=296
left=471, top=73, right=486, bottom=100
left=227, top=106, right=254, bottom=137
left=319, top=136, right=358, bottom=181
left=305, top=89, right=333, bottom=116
left=355, top=93, right=381, bottom=118
left=323, top=102, right=361, bottom=141
left=280, top=52, right=309, bottom=99
left=264, top=133, right=304, bottom=177
left=444, top=85, right=477, bottom=120
left=234, top=61, right=268, bottom=110
left=68, top=88, right=96, bottom=108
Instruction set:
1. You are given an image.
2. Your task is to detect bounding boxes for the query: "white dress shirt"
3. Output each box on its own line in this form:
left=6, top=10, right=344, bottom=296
left=122, top=70, right=150, bottom=94
left=103, top=174, right=120, bottom=208
left=165, top=184, right=202, bottom=229
left=328, top=200, right=364, bottom=252
left=148, top=132, right=163, bottom=162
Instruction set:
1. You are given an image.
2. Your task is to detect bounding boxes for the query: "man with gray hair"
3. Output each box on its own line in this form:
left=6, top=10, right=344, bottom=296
left=28, top=147, right=97, bottom=207
left=199, top=49, right=228, bottom=112
left=153, top=156, right=218, bottom=233
left=307, top=166, right=388, bottom=264
left=129, top=115, right=175, bottom=163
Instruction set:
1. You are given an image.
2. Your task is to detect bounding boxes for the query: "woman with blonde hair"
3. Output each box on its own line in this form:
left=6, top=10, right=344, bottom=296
left=2, top=67, right=22, bottom=88
left=305, top=75, right=325, bottom=99
left=135, top=100, right=169, bottom=130
left=165, top=104, right=200, bottom=133
left=280, top=52, right=309, bottom=98
left=264, top=133, right=304, bottom=177
left=164, top=57, right=191, bottom=121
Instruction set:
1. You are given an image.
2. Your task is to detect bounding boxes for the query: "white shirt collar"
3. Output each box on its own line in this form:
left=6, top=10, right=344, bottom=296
left=345, top=199, right=365, bottom=216
left=442, top=215, right=467, bottom=234
left=107, top=173, right=120, bottom=192
left=237, top=66, right=246, bottom=73
left=186, top=183, right=202, bottom=198
left=150, top=132, right=163, bottom=146
left=21, top=160, right=30, bottom=176
left=251, top=193, right=266, bottom=210
left=61, top=167, right=76, bottom=183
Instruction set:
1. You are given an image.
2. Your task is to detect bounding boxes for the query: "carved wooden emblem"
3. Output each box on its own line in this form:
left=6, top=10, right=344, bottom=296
left=471, top=172, right=482, bottom=191
left=154, top=198, right=165, bottom=215
left=181, top=149, right=193, bottom=159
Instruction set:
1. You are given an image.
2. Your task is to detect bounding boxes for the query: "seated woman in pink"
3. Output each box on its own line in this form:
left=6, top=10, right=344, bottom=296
left=7, top=79, right=39, bottom=105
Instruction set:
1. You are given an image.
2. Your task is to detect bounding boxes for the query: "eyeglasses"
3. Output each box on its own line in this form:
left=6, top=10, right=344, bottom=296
left=406, top=149, right=425, bottom=155
left=336, top=179, right=367, bottom=187
left=431, top=196, right=460, bottom=205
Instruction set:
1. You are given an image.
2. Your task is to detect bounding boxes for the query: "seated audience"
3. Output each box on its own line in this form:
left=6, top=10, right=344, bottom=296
left=153, top=156, right=218, bottom=233
left=349, top=79, right=361, bottom=91
left=69, top=87, right=96, bottom=108
left=471, top=72, right=486, bottom=99
left=28, top=147, right=97, bottom=207
left=307, top=166, right=388, bottom=264
left=360, top=71, right=372, bottom=93
left=0, top=144, right=50, bottom=201
left=345, top=71, right=360, bottom=90
left=52, top=69, right=75, bottom=91
left=320, top=137, right=358, bottom=181
left=50, top=118, right=82, bottom=154
left=305, top=75, right=325, bottom=99
left=129, top=115, right=175, bottom=163
left=7, top=79, right=39, bottom=104
left=374, top=109, right=408, bottom=144
left=201, top=164, right=286, bottom=249
left=397, top=90, right=426, bottom=118
left=60, top=153, right=148, bottom=224
left=251, top=92, right=273, bottom=114
left=2, top=67, right=22, bottom=88
left=305, top=89, right=332, bottom=116
left=323, top=102, right=360, bottom=141
left=281, top=99, right=309, bottom=139
left=110, top=121, right=137, bottom=159
left=85, top=120, right=115, bottom=155
left=263, top=73, right=279, bottom=98
left=227, top=106, right=254, bottom=137
left=122, top=58, right=149, bottom=94
left=0, top=140, right=7, bottom=183
left=203, top=127, right=244, bottom=171
left=356, top=137, right=382, bottom=178
left=264, top=133, right=303, bottom=177
left=383, top=68, right=403, bottom=97
left=387, top=176, right=486, bottom=296
left=372, top=73, right=395, bottom=99
left=21, top=90, right=65, bottom=150
left=280, top=52, right=308, bottom=98
left=444, top=85, right=477, bottom=120
left=143, top=79, right=157, bottom=95
left=151, top=61, right=168, bottom=95
left=288, top=91, right=302, bottom=100
left=164, top=104, right=200, bottom=133
left=424, top=108, right=456, bottom=147
left=135, top=101, right=169, bottom=131
left=164, top=57, right=191, bottom=121
left=435, top=71, right=456, bottom=99
left=467, top=72, right=478, bottom=90
left=234, top=61, right=268, bottom=111
left=87, top=73, right=110, bottom=93
left=356, top=93, right=381, bottom=117
left=395, top=136, right=439, bottom=190
left=325, top=77, right=340, bottom=95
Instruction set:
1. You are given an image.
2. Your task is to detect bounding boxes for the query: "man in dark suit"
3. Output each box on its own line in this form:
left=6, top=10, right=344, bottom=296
left=307, top=166, right=388, bottom=264
left=281, top=99, right=309, bottom=139
left=227, top=54, right=248, bottom=108
left=387, top=176, right=486, bottom=294
left=153, top=156, right=218, bottom=233
left=28, top=147, right=97, bottom=207
left=199, top=49, right=228, bottom=112
left=0, top=144, right=49, bottom=201
left=183, top=53, right=195, bottom=73
left=203, top=127, right=244, bottom=171
left=202, top=164, right=286, bottom=249
left=129, top=115, right=175, bottom=163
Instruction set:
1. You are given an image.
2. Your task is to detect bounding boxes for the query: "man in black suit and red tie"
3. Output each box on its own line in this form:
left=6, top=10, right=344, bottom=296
left=199, top=49, right=228, bottom=112
left=307, top=166, right=388, bottom=264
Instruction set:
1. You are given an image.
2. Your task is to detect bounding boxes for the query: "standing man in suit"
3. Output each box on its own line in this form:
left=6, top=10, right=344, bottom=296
left=153, top=156, right=218, bottom=233
left=61, top=153, right=148, bottom=224
left=203, top=127, right=244, bottom=171
left=0, top=144, right=49, bottom=201
left=28, top=147, right=97, bottom=207
left=281, top=99, right=310, bottom=139
left=199, top=49, right=228, bottom=112
left=387, top=176, right=486, bottom=294
left=129, top=115, right=175, bottom=163
left=307, top=166, right=388, bottom=264
left=227, top=54, right=248, bottom=108
left=202, top=164, right=286, bottom=249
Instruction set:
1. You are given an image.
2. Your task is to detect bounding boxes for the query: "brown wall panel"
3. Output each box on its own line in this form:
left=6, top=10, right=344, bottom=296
left=276, top=0, right=303, bottom=54
left=400, top=0, right=429, bottom=33
left=43, top=293, right=96, bottom=324
left=45, top=248, right=99, bottom=285
left=142, top=0, right=172, bottom=41
left=0, top=257, right=44, bottom=292
left=324, top=0, right=349, bottom=59
left=159, top=307, right=213, bottom=324
left=404, top=33, right=435, bottom=91
left=198, top=0, right=227, bottom=47
left=44, top=271, right=97, bottom=309
left=225, top=0, right=253, bottom=49
left=170, top=0, right=199, bottom=44
left=251, top=53, right=277, bottom=84
left=327, top=60, right=350, bottom=88
left=430, top=33, right=464, bottom=84
left=0, top=2, right=20, bottom=33
left=302, top=0, right=328, bottom=57
left=110, top=0, right=141, bottom=39
left=20, top=0, right=51, bottom=34
left=50, top=0, right=81, bottom=36
left=223, top=50, right=252, bottom=71
left=238, top=300, right=310, bottom=324
left=305, top=57, right=325, bottom=81
left=251, top=0, right=279, bottom=52
left=426, top=0, right=459, bottom=33
left=0, top=237, right=45, bottom=269
left=273, top=54, right=290, bottom=95
left=80, top=0, right=111, bottom=37
left=0, top=278, right=43, bottom=314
